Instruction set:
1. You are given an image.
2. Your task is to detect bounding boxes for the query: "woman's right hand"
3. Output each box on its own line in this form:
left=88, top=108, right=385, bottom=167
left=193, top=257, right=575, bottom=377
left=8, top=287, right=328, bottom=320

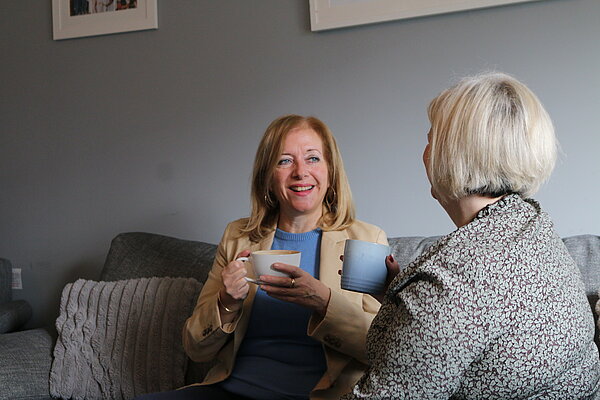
left=220, top=250, right=251, bottom=304
left=384, top=254, right=400, bottom=285
left=370, top=254, right=400, bottom=303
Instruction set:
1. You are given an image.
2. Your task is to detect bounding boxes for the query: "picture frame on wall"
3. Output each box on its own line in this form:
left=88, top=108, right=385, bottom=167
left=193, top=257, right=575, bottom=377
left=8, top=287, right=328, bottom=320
left=309, top=0, right=543, bottom=31
left=52, top=0, right=158, bottom=40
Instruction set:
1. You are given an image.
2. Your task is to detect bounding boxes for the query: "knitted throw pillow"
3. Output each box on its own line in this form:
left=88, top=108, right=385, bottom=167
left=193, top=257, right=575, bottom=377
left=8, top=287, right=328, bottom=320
left=50, top=277, right=201, bottom=400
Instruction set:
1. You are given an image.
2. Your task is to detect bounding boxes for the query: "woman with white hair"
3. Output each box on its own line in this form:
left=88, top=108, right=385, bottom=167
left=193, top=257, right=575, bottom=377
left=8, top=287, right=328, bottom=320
left=344, top=72, right=600, bottom=399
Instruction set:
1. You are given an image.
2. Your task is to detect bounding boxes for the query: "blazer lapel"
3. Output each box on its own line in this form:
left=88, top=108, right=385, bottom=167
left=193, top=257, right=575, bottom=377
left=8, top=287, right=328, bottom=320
left=319, top=229, right=349, bottom=292
left=258, top=229, right=276, bottom=251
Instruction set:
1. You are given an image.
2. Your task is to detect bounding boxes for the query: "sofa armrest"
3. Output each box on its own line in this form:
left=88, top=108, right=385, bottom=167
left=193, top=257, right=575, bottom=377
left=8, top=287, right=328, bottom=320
left=0, top=299, right=32, bottom=333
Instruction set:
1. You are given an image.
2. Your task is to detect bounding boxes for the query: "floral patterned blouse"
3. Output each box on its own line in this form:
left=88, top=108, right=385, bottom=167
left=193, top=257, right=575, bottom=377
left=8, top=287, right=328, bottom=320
left=343, top=194, right=600, bottom=399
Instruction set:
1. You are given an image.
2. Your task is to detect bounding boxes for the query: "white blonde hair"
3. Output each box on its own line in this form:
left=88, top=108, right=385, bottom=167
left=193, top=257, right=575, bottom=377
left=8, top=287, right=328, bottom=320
left=427, top=72, right=557, bottom=199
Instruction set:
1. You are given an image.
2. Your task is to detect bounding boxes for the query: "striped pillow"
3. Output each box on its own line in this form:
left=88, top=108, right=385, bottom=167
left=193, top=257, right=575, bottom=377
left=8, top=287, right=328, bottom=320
left=50, top=277, right=202, bottom=400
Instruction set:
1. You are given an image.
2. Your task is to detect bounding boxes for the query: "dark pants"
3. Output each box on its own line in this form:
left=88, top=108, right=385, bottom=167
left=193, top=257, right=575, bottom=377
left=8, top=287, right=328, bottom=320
left=132, top=385, right=253, bottom=400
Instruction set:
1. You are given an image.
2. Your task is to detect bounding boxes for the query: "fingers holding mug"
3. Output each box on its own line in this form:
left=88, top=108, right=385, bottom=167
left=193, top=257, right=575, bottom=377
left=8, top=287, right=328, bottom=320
left=258, top=263, right=301, bottom=288
left=222, top=251, right=251, bottom=300
left=242, top=250, right=301, bottom=285
left=261, top=268, right=331, bottom=316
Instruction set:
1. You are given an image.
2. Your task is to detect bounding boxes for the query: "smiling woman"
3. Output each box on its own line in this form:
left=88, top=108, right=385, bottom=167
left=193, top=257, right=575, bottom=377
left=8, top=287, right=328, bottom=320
left=271, top=126, right=329, bottom=231
left=133, top=115, right=389, bottom=400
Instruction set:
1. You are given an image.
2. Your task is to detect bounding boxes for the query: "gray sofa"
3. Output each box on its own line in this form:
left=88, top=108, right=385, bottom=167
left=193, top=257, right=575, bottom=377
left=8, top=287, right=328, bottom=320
left=1, top=232, right=598, bottom=400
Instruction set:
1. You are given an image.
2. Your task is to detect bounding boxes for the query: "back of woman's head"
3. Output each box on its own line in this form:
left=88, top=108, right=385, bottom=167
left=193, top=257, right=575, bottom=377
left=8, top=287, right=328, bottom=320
left=427, top=72, right=557, bottom=199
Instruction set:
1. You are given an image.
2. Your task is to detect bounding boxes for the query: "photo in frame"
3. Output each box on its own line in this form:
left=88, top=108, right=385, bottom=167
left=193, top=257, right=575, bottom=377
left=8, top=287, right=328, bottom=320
left=309, top=0, right=544, bottom=31
left=52, top=0, right=158, bottom=40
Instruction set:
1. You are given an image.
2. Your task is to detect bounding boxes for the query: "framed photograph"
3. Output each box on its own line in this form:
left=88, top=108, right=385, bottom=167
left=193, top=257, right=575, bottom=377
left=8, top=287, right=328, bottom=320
left=309, top=0, right=544, bottom=31
left=52, top=0, right=158, bottom=40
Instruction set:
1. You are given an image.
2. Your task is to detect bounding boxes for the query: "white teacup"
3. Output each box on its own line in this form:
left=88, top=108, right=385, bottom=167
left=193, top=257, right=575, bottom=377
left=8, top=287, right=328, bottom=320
left=341, top=239, right=389, bottom=294
left=237, top=250, right=301, bottom=285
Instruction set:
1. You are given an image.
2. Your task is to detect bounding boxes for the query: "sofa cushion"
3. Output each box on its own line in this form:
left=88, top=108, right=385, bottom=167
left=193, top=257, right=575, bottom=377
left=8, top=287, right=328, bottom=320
left=388, top=236, right=441, bottom=269
left=564, top=235, right=600, bottom=297
left=564, top=235, right=600, bottom=346
left=50, top=277, right=202, bottom=400
left=101, top=232, right=217, bottom=283
left=0, top=328, right=54, bottom=399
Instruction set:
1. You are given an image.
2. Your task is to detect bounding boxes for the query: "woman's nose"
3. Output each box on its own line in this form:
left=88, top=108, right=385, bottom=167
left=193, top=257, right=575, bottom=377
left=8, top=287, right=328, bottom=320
left=293, top=162, right=308, bottom=179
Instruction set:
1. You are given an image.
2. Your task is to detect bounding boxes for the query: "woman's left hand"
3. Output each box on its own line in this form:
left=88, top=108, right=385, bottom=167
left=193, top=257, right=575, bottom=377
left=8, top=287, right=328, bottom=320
left=258, top=263, right=331, bottom=318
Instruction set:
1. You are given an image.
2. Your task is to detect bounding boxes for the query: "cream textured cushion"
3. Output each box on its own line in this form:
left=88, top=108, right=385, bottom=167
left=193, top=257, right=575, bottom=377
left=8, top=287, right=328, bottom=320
left=50, top=277, right=202, bottom=400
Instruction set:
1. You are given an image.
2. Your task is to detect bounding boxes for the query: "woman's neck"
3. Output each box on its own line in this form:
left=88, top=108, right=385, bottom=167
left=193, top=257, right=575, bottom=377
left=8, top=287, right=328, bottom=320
left=440, top=194, right=505, bottom=228
left=277, top=211, right=321, bottom=233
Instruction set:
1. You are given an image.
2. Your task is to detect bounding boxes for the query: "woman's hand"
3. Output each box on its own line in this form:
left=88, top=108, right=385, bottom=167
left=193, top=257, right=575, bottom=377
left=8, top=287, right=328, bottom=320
left=219, top=250, right=251, bottom=311
left=259, top=263, right=331, bottom=318
left=384, top=254, right=400, bottom=284
left=371, top=254, right=400, bottom=303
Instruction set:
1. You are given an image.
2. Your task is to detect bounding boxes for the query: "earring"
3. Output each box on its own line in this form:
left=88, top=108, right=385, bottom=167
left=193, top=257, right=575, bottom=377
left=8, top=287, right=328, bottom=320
left=265, top=192, right=276, bottom=208
left=325, top=187, right=336, bottom=211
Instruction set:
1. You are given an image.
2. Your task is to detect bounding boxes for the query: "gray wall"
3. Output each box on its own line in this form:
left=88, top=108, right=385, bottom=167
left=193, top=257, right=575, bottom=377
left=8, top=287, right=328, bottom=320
left=1, top=0, right=599, bottom=328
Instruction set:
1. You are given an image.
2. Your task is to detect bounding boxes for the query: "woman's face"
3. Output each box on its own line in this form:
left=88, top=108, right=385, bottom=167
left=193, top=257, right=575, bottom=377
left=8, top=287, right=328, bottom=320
left=271, top=127, right=329, bottom=221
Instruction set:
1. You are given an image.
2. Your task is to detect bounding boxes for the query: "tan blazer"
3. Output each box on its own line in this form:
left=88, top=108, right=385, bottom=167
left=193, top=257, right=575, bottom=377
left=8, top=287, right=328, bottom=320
left=183, top=218, right=388, bottom=399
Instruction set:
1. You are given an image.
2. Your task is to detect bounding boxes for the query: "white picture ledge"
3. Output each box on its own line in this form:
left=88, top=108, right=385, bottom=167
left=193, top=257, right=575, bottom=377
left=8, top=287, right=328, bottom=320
left=309, top=0, right=544, bottom=31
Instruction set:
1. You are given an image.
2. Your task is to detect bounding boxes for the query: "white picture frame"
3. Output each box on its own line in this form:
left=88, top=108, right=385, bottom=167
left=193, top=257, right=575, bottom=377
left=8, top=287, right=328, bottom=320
left=309, top=0, right=543, bottom=31
left=52, top=0, right=158, bottom=40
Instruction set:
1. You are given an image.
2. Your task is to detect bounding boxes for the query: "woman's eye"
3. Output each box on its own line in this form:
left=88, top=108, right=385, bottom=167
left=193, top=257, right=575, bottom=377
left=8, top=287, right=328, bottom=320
left=277, top=158, right=292, bottom=166
left=307, top=156, right=320, bottom=163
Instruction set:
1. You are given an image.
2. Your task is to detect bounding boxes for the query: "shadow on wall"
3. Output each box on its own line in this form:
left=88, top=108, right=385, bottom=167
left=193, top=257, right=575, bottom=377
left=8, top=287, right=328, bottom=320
left=24, top=260, right=102, bottom=331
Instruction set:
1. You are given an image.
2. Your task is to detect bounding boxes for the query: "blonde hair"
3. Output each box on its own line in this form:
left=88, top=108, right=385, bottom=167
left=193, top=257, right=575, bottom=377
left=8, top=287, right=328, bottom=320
left=427, top=72, right=557, bottom=199
left=241, top=114, right=355, bottom=242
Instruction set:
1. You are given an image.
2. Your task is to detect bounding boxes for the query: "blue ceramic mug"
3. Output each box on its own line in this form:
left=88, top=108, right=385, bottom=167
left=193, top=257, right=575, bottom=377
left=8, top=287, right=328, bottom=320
left=341, top=239, right=389, bottom=294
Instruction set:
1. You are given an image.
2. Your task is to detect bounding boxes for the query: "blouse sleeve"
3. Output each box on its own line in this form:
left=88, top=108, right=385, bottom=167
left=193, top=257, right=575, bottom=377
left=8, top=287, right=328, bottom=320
left=343, top=266, right=499, bottom=399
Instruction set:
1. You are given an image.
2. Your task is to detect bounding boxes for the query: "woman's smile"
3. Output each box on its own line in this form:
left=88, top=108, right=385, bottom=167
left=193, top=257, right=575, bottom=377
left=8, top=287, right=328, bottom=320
left=289, top=184, right=315, bottom=194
